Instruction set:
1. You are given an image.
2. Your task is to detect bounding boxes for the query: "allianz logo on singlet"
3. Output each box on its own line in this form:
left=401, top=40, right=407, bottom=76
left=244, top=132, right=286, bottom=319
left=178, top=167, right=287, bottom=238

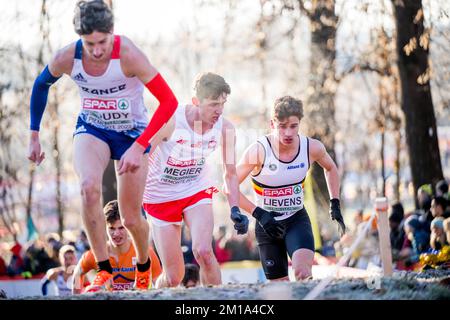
left=80, top=84, right=127, bottom=95
left=112, top=267, right=135, bottom=272
left=287, top=163, right=305, bottom=170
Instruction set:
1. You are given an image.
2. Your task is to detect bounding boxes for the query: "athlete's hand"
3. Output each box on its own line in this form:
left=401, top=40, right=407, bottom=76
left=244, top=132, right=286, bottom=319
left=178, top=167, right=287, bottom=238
left=117, top=142, right=146, bottom=175
left=252, top=207, right=286, bottom=239
left=230, top=206, right=249, bottom=235
left=330, top=198, right=346, bottom=237
left=28, top=131, right=45, bottom=165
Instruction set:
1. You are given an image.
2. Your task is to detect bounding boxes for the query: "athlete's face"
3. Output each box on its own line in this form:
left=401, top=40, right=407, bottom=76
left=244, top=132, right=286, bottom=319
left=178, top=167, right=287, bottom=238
left=81, top=31, right=113, bottom=61
left=107, top=219, right=128, bottom=247
left=194, top=93, right=227, bottom=125
left=62, top=251, right=77, bottom=268
left=271, top=116, right=300, bottom=146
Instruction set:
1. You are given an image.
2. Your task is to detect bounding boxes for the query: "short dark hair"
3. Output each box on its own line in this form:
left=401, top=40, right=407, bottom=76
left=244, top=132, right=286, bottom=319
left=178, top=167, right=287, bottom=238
left=73, top=0, right=114, bottom=35
left=433, top=196, right=447, bottom=210
left=182, top=263, right=200, bottom=287
left=436, top=179, right=449, bottom=195
left=272, top=96, right=304, bottom=122
left=389, top=202, right=404, bottom=223
left=104, top=200, right=120, bottom=224
left=194, top=72, right=230, bottom=101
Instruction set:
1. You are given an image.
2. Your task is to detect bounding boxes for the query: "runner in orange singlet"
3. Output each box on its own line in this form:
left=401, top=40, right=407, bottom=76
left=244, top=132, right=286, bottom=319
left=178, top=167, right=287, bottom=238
left=72, top=200, right=161, bottom=293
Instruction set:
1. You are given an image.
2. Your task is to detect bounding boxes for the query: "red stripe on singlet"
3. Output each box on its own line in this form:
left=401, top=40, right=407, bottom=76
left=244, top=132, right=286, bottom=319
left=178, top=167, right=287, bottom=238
left=111, top=35, right=121, bottom=59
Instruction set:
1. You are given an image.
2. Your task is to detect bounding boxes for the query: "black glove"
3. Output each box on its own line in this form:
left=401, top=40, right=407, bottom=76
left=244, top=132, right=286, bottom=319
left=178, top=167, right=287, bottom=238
left=252, top=207, right=286, bottom=239
left=330, top=198, right=346, bottom=236
left=230, top=206, right=249, bottom=235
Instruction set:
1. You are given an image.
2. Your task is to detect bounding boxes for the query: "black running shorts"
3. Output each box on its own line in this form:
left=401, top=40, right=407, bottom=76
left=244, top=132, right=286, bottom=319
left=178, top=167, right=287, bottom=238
left=255, top=208, right=315, bottom=280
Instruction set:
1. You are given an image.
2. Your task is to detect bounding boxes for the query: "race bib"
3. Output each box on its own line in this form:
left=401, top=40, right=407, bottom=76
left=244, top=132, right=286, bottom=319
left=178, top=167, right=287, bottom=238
left=261, top=183, right=304, bottom=215
left=81, top=97, right=133, bottom=131
left=160, top=156, right=206, bottom=185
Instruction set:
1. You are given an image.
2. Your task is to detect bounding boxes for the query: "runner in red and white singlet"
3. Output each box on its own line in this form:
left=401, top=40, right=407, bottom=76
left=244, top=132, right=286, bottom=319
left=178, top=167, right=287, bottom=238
left=143, top=72, right=249, bottom=288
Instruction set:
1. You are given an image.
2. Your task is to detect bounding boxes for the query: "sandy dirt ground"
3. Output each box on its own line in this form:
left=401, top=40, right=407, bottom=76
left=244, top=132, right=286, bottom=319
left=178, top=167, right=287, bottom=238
left=10, top=269, right=450, bottom=300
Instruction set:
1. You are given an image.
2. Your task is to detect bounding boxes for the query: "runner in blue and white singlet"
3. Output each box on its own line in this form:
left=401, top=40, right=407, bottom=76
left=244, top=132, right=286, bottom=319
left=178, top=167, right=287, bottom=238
left=28, top=1, right=179, bottom=292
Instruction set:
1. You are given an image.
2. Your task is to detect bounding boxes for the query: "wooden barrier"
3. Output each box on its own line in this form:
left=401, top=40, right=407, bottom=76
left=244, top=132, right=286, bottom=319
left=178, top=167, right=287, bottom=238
left=375, top=197, right=393, bottom=276
left=304, top=197, right=393, bottom=299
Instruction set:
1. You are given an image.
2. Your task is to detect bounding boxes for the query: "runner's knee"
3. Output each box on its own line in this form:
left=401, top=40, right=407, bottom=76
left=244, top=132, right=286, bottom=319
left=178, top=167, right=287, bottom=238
left=121, top=216, right=140, bottom=230
left=80, top=179, right=101, bottom=205
left=294, top=264, right=312, bottom=280
left=165, top=270, right=184, bottom=287
left=193, top=246, right=215, bottom=266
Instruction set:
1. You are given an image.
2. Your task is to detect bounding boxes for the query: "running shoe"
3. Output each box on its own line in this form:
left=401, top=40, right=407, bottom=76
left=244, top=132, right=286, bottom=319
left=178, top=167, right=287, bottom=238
left=134, top=269, right=152, bottom=290
left=84, top=270, right=113, bottom=293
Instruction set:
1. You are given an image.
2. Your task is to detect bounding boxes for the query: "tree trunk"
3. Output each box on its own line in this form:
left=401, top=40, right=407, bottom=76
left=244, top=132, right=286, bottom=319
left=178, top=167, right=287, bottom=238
left=50, top=92, right=64, bottom=237
left=392, top=0, right=443, bottom=204
left=26, top=166, right=37, bottom=238
left=380, top=128, right=386, bottom=197
left=102, top=160, right=117, bottom=206
left=394, top=130, right=401, bottom=202
left=305, top=0, right=338, bottom=211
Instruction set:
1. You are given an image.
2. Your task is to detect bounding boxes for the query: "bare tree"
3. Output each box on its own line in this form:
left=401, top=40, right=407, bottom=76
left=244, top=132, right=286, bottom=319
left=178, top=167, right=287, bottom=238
left=36, top=0, right=68, bottom=237
left=392, top=0, right=443, bottom=203
left=296, top=0, right=339, bottom=211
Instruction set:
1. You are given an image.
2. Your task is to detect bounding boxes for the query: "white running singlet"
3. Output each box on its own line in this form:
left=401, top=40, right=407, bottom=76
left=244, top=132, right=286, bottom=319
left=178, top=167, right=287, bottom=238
left=143, top=105, right=222, bottom=203
left=71, top=35, right=149, bottom=138
left=55, top=272, right=72, bottom=297
left=251, top=135, right=310, bottom=220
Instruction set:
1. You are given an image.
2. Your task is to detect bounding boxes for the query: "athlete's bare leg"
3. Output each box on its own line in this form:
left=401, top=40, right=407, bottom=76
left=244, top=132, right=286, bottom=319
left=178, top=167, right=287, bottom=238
left=73, top=134, right=111, bottom=263
left=184, top=204, right=221, bottom=286
left=291, top=248, right=314, bottom=280
left=115, top=154, right=149, bottom=265
left=152, top=223, right=185, bottom=288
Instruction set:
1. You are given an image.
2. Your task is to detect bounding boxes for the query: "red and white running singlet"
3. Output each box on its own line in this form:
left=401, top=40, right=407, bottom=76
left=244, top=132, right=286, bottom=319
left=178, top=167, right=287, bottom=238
left=70, top=35, right=149, bottom=138
left=143, top=105, right=222, bottom=203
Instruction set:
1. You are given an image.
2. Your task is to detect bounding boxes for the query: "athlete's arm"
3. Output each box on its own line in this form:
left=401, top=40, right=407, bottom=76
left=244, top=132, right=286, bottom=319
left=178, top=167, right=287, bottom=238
left=118, top=37, right=178, bottom=175
left=221, top=119, right=240, bottom=207
left=310, top=138, right=346, bottom=235
left=40, top=267, right=60, bottom=296
left=309, top=138, right=340, bottom=199
left=28, top=43, right=74, bottom=165
left=146, top=115, right=176, bottom=158
left=235, top=142, right=265, bottom=214
left=222, top=119, right=249, bottom=234
left=71, top=253, right=91, bottom=294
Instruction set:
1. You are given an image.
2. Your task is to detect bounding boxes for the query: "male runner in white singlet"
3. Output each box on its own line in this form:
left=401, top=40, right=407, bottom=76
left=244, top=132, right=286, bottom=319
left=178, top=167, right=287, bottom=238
left=234, top=96, right=346, bottom=281
left=142, top=72, right=249, bottom=288
left=41, top=245, right=77, bottom=297
left=28, top=0, right=178, bottom=291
